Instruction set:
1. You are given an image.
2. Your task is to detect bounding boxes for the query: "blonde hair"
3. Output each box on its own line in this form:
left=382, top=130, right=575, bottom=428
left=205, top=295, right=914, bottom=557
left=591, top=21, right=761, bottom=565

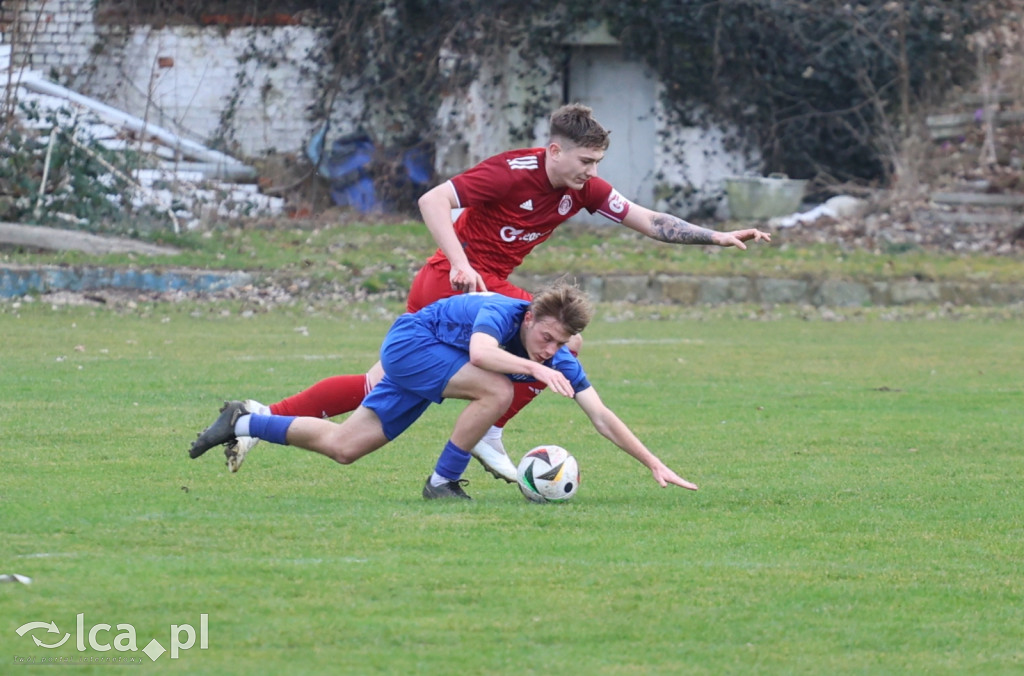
left=549, top=103, right=610, bottom=151
left=529, top=281, right=594, bottom=336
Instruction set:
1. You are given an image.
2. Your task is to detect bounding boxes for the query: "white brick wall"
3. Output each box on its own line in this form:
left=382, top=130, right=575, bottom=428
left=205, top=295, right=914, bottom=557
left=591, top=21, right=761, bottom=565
left=83, top=24, right=331, bottom=156
left=1, top=1, right=754, bottom=215
left=2, top=0, right=338, bottom=158
left=654, top=94, right=762, bottom=218
left=4, top=0, right=96, bottom=71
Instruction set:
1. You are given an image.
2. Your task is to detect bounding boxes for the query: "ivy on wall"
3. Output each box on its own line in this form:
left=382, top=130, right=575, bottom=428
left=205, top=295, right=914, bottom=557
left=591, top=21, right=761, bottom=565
left=292, top=1, right=992, bottom=196
left=292, top=0, right=570, bottom=209
left=585, top=0, right=982, bottom=184
left=82, top=0, right=1003, bottom=209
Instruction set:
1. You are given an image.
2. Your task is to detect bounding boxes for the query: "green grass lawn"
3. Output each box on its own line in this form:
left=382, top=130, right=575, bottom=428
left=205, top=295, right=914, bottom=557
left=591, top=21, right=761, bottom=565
left=3, top=301, right=1023, bottom=674
left=4, top=219, right=1024, bottom=291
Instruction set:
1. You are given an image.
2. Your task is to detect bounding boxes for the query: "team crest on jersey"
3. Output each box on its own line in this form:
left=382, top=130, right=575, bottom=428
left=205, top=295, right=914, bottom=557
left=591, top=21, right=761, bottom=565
left=607, top=190, right=626, bottom=214
left=558, top=195, right=573, bottom=215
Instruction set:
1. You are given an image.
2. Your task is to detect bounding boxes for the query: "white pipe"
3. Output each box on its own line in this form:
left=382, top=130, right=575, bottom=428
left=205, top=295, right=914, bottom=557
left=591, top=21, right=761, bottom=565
left=19, top=74, right=250, bottom=170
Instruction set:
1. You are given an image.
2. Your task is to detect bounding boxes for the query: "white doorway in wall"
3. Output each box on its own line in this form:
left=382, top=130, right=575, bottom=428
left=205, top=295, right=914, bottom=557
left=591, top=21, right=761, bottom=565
left=567, top=45, right=657, bottom=225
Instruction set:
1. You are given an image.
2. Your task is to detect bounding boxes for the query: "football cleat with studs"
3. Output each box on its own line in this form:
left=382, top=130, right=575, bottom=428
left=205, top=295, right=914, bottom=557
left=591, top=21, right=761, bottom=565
left=422, top=477, right=472, bottom=500
left=189, top=400, right=249, bottom=459
left=223, top=400, right=265, bottom=472
left=224, top=435, right=259, bottom=473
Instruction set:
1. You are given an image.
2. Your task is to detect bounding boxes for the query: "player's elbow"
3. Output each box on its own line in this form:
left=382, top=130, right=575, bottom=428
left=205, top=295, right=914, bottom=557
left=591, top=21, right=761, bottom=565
left=567, top=333, right=583, bottom=356
left=416, top=191, right=431, bottom=213
left=417, top=184, right=449, bottom=215
left=589, top=416, right=613, bottom=439
left=588, top=407, right=622, bottom=440
left=468, top=339, right=502, bottom=369
left=468, top=350, right=488, bottom=369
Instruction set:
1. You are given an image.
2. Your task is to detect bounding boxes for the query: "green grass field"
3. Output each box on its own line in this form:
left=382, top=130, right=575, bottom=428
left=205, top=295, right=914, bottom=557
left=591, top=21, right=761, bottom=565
left=3, top=300, right=1023, bottom=674
left=5, top=220, right=1024, bottom=290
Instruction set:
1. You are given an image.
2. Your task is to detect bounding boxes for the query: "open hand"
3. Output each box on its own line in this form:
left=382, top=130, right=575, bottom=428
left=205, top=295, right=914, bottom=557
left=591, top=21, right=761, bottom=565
left=715, top=228, right=771, bottom=250
left=652, top=463, right=698, bottom=490
left=536, top=366, right=575, bottom=398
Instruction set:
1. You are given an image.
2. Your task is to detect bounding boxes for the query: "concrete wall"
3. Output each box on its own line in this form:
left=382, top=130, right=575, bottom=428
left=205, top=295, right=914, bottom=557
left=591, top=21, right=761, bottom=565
left=5, top=263, right=1023, bottom=306
left=655, top=100, right=761, bottom=218
left=2, top=2, right=756, bottom=216
left=1, top=0, right=97, bottom=73
left=512, top=273, right=1024, bottom=308
left=433, top=49, right=562, bottom=177
left=2, top=0, right=334, bottom=156
left=82, top=24, right=333, bottom=157
left=0, top=264, right=252, bottom=297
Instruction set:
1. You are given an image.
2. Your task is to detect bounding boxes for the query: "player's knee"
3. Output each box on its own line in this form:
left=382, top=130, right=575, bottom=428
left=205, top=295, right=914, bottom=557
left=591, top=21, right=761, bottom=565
left=486, top=377, right=515, bottom=410
left=499, top=379, right=515, bottom=407
left=325, top=442, right=357, bottom=465
left=323, top=431, right=360, bottom=465
left=334, top=453, right=358, bottom=466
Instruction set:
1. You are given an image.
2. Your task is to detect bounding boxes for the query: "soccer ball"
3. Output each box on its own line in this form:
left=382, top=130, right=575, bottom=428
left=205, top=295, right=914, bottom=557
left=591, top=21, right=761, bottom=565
left=516, top=445, right=580, bottom=503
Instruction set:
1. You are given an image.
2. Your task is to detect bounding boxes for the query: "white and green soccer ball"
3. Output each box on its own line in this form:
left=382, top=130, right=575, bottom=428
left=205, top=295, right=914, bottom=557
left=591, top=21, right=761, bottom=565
left=516, top=445, right=580, bottom=503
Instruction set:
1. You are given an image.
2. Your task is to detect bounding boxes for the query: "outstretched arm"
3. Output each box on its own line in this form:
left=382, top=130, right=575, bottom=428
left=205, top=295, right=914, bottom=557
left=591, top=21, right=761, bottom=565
left=622, top=203, right=770, bottom=250
left=468, top=333, right=575, bottom=397
left=417, top=182, right=487, bottom=293
left=574, top=387, right=698, bottom=490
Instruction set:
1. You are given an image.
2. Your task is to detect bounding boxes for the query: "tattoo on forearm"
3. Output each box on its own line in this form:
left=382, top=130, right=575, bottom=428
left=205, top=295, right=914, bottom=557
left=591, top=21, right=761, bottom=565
left=650, top=214, right=716, bottom=245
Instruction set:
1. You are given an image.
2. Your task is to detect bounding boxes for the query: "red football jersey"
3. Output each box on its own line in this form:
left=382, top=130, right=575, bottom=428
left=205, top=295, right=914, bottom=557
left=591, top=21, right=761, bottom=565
left=425, top=147, right=631, bottom=279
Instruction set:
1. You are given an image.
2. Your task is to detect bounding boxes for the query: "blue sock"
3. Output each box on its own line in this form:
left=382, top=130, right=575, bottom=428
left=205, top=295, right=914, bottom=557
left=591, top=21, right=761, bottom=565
left=244, top=414, right=296, bottom=446
left=433, top=440, right=471, bottom=482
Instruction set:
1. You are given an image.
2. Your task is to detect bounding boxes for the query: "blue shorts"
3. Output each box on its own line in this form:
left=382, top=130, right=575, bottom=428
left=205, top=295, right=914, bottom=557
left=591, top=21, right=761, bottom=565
left=362, top=313, right=470, bottom=440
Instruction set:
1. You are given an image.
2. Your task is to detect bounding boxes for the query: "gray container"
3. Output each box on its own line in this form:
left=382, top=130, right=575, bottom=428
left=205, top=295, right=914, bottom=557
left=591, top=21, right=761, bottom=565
left=725, top=174, right=808, bottom=220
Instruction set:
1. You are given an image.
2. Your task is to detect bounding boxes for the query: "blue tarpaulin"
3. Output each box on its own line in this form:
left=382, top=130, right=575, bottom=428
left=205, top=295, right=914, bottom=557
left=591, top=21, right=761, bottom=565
left=307, top=127, right=432, bottom=213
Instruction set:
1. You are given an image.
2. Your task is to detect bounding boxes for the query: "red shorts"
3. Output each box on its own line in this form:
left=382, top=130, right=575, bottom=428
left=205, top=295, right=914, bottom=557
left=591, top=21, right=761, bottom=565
left=406, top=259, right=533, bottom=312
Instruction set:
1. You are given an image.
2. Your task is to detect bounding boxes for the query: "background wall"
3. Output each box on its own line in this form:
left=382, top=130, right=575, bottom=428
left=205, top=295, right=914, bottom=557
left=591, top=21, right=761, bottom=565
left=2, top=0, right=756, bottom=217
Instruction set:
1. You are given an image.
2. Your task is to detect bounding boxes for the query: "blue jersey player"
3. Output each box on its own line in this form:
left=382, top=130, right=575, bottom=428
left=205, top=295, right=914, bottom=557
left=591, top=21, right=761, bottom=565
left=188, top=282, right=699, bottom=499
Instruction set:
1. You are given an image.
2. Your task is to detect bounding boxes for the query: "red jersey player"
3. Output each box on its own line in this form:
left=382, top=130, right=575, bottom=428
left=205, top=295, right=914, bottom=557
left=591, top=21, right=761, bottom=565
left=408, top=144, right=629, bottom=311
left=223, top=103, right=770, bottom=487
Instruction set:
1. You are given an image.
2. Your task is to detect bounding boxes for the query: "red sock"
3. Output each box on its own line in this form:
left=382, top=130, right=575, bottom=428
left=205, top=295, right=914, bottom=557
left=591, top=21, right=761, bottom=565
left=494, top=380, right=546, bottom=428
left=269, top=375, right=370, bottom=418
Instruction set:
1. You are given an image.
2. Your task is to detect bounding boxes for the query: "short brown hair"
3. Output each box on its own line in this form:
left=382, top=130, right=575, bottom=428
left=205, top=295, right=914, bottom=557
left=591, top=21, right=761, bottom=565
left=549, top=103, right=610, bottom=151
left=529, top=280, right=594, bottom=336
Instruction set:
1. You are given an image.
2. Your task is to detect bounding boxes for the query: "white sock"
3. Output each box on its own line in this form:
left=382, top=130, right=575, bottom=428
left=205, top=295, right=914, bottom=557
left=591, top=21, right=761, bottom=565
left=480, top=426, right=507, bottom=455
left=233, top=415, right=251, bottom=437
left=429, top=472, right=450, bottom=487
